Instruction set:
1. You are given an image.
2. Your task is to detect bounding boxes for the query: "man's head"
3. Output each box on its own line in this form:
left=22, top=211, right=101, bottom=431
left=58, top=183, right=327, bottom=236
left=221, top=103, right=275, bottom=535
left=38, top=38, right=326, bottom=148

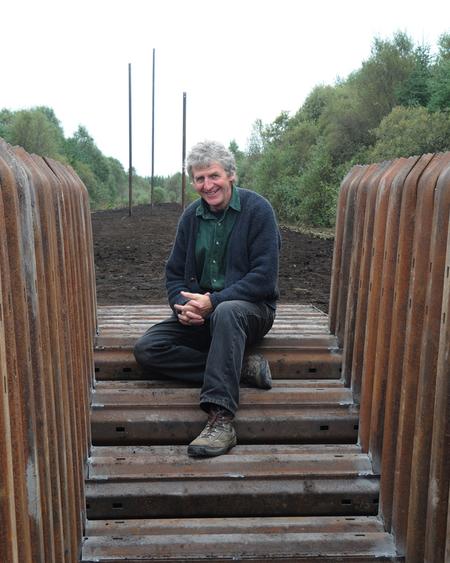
left=187, top=140, right=237, bottom=212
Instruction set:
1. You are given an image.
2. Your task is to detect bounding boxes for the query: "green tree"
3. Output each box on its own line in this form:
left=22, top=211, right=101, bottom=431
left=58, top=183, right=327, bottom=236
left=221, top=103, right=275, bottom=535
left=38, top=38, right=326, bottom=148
left=350, top=32, right=417, bottom=127
left=396, top=44, right=432, bottom=107
left=7, top=107, right=65, bottom=158
left=0, top=109, right=13, bottom=140
left=428, top=33, right=450, bottom=111
left=368, top=105, right=450, bottom=160
left=296, top=140, right=340, bottom=227
left=318, top=85, right=372, bottom=164
left=65, top=125, right=125, bottom=207
left=297, top=85, right=335, bottom=123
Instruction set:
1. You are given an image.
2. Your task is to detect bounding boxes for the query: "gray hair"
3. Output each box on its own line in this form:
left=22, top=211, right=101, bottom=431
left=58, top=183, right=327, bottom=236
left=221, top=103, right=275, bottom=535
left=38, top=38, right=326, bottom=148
left=186, top=140, right=237, bottom=178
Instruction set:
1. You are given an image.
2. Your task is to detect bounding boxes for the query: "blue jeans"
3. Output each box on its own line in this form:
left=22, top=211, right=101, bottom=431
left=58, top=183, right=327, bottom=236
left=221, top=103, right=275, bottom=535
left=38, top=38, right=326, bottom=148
left=133, top=300, right=275, bottom=415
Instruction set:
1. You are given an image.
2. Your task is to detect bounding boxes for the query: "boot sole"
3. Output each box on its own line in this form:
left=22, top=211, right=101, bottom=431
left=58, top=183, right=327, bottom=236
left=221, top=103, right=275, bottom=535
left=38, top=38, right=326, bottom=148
left=187, top=437, right=237, bottom=458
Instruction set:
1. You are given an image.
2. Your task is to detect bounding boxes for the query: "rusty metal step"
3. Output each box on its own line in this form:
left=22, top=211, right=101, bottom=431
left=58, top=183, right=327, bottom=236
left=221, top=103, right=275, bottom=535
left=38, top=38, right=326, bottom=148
left=81, top=516, right=401, bottom=562
left=94, top=347, right=342, bottom=381
left=85, top=444, right=379, bottom=520
left=94, top=304, right=342, bottom=381
left=91, top=383, right=359, bottom=446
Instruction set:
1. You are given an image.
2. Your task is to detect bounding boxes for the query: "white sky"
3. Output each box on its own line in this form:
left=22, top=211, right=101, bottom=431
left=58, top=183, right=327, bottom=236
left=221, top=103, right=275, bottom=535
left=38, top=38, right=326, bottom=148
left=2, top=0, right=449, bottom=177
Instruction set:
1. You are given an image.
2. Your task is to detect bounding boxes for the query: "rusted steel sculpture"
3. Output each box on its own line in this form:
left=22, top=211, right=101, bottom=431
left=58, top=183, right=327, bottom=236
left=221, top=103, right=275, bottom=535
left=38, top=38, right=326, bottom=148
left=2, top=138, right=449, bottom=561
left=0, top=139, right=96, bottom=563
left=330, top=152, right=450, bottom=562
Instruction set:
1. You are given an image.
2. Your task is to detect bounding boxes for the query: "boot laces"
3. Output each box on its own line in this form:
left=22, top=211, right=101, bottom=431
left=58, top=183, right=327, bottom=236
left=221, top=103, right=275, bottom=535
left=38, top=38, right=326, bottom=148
left=200, top=410, right=232, bottom=438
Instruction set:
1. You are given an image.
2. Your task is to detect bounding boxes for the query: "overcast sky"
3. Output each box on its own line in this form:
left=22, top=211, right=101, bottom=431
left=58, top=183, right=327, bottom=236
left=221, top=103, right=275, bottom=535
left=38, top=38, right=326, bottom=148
left=2, top=0, right=448, bottom=176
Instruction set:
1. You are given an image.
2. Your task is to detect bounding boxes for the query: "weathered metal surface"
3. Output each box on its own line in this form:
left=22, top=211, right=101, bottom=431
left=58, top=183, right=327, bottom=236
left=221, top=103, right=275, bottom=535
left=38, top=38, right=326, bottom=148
left=358, top=157, right=409, bottom=452
left=82, top=515, right=403, bottom=562
left=88, top=446, right=372, bottom=481
left=92, top=382, right=354, bottom=406
left=86, top=446, right=379, bottom=517
left=334, top=166, right=368, bottom=348
left=95, top=346, right=342, bottom=380
left=82, top=533, right=401, bottom=562
left=378, top=153, right=434, bottom=528
left=330, top=152, right=450, bottom=560
left=0, top=139, right=96, bottom=563
left=94, top=304, right=343, bottom=381
left=349, top=161, right=393, bottom=402
left=86, top=477, right=379, bottom=518
left=0, top=182, right=19, bottom=563
left=84, top=514, right=386, bottom=536
left=329, top=165, right=367, bottom=336
left=424, top=201, right=450, bottom=563
left=95, top=304, right=335, bottom=342
left=405, top=156, right=450, bottom=561
left=390, top=152, right=450, bottom=555
left=341, top=163, right=384, bottom=385
left=366, top=156, right=419, bottom=464
left=91, top=405, right=359, bottom=446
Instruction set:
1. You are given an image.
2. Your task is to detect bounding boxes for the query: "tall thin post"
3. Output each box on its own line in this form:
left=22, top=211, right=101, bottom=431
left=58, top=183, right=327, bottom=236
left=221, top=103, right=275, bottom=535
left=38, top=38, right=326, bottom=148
left=181, top=92, right=187, bottom=210
left=151, top=48, right=155, bottom=208
left=128, top=62, right=133, bottom=216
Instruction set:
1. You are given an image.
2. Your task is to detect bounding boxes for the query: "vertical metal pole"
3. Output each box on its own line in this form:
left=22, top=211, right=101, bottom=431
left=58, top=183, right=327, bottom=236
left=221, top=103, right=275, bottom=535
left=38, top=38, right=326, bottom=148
left=128, top=63, right=133, bottom=216
left=151, top=48, right=155, bottom=208
left=181, top=92, right=187, bottom=211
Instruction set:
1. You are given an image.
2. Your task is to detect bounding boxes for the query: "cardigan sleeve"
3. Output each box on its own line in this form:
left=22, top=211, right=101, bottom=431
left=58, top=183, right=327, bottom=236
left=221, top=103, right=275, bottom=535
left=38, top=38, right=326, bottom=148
left=165, top=212, right=193, bottom=311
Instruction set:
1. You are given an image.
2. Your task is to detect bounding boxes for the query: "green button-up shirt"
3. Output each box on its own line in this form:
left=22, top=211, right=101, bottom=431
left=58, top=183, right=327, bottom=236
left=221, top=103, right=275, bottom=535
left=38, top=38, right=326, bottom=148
left=195, top=187, right=241, bottom=292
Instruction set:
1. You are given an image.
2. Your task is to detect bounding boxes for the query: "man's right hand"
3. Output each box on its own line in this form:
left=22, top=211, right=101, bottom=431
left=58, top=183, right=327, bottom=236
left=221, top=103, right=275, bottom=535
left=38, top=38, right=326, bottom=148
left=174, top=301, right=205, bottom=326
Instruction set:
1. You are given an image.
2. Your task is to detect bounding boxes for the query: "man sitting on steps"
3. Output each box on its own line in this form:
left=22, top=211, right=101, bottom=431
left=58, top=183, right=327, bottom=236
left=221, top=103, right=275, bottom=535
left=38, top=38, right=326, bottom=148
left=134, top=140, right=281, bottom=458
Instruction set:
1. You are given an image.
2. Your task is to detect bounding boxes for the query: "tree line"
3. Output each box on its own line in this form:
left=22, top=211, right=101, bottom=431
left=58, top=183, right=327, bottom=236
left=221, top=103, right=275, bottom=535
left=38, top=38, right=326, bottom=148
left=0, top=107, right=190, bottom=209
left=0, top=32, right=449, bottom=226
left=231, top=31, right=450, bottom=227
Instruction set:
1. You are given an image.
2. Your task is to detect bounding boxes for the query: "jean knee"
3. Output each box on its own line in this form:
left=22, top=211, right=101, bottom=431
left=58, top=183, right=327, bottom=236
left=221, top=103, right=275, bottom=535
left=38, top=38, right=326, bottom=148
left=133, top=336, right=147, bottom=365
left=210, top=301, right=244, bottom=329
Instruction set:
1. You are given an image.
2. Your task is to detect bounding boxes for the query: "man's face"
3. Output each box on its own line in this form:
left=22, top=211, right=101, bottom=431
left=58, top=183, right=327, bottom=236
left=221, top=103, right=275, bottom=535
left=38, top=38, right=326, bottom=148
left=191, top=163, right=235, bottom=212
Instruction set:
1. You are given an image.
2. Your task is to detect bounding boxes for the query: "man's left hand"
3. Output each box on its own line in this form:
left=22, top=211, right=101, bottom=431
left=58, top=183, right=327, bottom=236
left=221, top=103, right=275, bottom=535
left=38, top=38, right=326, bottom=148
left=180, top=291, right=213, bottom=318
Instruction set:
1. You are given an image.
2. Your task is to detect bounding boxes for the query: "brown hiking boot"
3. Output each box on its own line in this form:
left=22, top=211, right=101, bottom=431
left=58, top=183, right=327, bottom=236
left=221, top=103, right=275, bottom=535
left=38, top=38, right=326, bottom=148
left=241, top=353, right=272, bottom=389
left=188, top=407, right=237, bottom=458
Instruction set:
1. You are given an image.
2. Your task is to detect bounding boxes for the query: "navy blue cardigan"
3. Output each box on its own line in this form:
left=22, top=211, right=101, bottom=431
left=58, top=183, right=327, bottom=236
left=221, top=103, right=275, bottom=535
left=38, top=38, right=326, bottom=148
left=166, top=187, right=281, bottom=311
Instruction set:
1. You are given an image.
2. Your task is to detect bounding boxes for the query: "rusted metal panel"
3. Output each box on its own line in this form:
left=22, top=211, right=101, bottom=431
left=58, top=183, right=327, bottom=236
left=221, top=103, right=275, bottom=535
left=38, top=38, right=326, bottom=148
left=82, top=532, right=401, bottom=562
left=17, top=148, right=67, bottom=562
left=92, top=382, right=354, bottom=407
left=424, top=202, right=450, bottom=563
left=91, top=404, right=359, bottom=446
left=332, top=166, right=368, bottom=346
left=95, top=304, right=334, bottom=342
left=88, top=447, right=374, bottom=481
left=405, top=157, right=450, bottom=561
left=0, top=140, right=47, bottom=562
left=367, top=156, right=419, bottom=469
left=86, top=476, right=379, bottom=519
left=341, top=163, right=389, bottom=386
left=0, top=192, right=19, bottom=563
left=82, top=515, right=403, bottom=562
left=378, top=153, right=435, bottom=529
left=329, top=165, right=367, bottom=334
left=358, top=158, right=409, bottom=452
left=0, top=148, right=35, bottom=562
left=84, top=514, right=386, bottom=536
left=94, top=347, right=343, bottom=380
left=350, top=161, right=394, bottom=402
left=94, top=304, right=343, bottom=381
left=390, top=153, right=450, bottom=554
left=0, top=139, right=95, bottom=563
left=331, top=153, right=450, bottom=560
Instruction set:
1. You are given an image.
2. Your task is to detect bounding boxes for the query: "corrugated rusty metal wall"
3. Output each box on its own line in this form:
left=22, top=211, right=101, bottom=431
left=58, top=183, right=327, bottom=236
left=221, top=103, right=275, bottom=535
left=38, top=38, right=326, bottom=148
left=330, top=152, right=450, bottom=561
left=0, top=138, right=96, bottom=563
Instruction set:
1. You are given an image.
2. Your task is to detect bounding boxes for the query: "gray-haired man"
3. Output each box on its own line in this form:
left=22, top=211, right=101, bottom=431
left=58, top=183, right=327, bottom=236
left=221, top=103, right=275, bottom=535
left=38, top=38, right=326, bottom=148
left=134, top=140, right=280, bottom=457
